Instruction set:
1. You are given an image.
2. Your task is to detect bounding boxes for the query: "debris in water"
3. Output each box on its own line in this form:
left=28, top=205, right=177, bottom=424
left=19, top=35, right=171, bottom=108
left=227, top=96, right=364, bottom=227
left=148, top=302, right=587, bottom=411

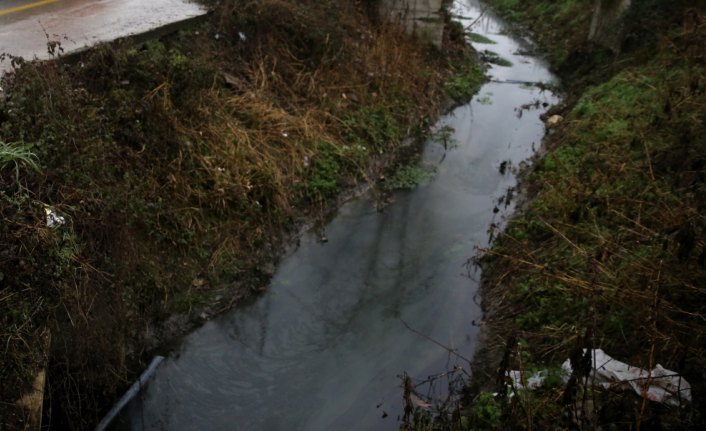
left=498, top=160, right=509, bottom=175
left=409, top=393, right=432, bottom=410
left=546, top=114, right=563, bottom=127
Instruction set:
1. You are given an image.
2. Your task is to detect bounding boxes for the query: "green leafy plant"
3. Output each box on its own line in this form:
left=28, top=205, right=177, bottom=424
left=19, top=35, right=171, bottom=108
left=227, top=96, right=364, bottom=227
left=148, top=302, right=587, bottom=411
left=472, top=392, right=502, bottom=429
left=383, top=164, right=436, bottom=190
left=0, top=140, right=39, bottom=180
left=445, top=55, right=486, bottom=102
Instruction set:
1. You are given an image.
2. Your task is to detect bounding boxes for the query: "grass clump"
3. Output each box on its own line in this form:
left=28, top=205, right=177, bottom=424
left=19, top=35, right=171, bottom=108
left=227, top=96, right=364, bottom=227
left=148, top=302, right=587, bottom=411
left=468, top=32, right=496, bottom=44
left=480, top=50, right=513, bottom=67
left=0, top=140, right=38, bottom=181
left=383, top=164, right=436, bottom=190
left=445, top=53, right=486, bottom=103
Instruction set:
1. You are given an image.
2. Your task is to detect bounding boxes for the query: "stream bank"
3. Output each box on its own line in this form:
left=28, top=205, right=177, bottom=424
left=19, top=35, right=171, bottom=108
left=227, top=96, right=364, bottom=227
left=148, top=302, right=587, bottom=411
left=461, top=1, right=706, bottom=429
left=0, top=1, right=480, bottom=429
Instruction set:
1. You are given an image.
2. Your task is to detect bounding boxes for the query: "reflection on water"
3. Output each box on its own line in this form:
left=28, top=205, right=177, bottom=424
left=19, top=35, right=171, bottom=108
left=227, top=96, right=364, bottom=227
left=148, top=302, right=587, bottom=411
left=115, top=1, right=559, bottom=430
left=380, top=0, right=445, bottom=48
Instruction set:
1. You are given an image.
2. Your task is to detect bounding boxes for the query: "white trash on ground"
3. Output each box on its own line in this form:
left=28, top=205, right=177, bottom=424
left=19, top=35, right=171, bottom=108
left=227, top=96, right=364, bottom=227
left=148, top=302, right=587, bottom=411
left=44, top=207, right=66, bottom=228
left=507, top=369, right=548, bottom=391
left=545, top=114, right=564, bottom=127
left=506, top=349, right=691, bottom=407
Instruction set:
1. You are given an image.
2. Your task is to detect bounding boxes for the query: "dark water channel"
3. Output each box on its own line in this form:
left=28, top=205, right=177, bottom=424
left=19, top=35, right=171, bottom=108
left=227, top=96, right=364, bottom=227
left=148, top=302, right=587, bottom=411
left=114, top=1, right=558, bottom=429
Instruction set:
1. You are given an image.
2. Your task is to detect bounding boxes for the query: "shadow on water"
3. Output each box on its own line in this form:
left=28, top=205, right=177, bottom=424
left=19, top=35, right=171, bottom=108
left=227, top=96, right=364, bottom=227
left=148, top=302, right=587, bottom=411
left=112, top=1, right=559, bottom=429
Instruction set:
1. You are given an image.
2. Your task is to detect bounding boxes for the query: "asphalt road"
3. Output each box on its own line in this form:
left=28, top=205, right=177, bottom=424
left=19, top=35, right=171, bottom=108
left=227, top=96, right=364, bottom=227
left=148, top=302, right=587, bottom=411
left=0, top=0, right=206, bottom=73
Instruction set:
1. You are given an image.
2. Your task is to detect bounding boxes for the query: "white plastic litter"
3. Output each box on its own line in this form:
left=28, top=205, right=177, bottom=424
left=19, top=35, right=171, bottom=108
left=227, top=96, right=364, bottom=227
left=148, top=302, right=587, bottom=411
left=507, top=369, right=549, bottom=391
left=562, top=349, right=691, bottom=407
left=44, top=207, right=65, bottom=228
left=506, top=349, right=691, bottom=407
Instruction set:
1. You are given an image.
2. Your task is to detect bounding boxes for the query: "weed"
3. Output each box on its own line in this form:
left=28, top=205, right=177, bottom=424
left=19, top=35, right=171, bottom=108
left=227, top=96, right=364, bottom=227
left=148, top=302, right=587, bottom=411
left=477, top=93, right=493, bottom=105
left=383, top=164, right=437, bottom=190
left=480, top=50, right=513, bottom=67
left=303, top=141, right=347, bottom=199
left=343, top=105, right=402, bottom=154
left=0, top=140, right=39, bottom=181
left=445, top=53, right=486, bottom=102
left=468, top=33, right=496, bottom=44
left=429, top=125, right=457, bottom=150
left=471, top=392, right=502, bottom=430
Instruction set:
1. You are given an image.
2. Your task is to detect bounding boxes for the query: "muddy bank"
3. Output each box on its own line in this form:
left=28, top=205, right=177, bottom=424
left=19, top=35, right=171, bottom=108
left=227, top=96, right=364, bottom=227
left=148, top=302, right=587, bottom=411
left=461, top=1, right=706, bottom=429
left=0, top=0, right=481, bottom=428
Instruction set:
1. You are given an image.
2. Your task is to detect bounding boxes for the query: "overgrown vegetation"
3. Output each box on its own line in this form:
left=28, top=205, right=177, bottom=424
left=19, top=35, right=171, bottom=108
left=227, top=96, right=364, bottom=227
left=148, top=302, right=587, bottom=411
left=0, top=0, right=481, bottom=429
left=487, top=0, right=699, bottom=86
left=462, top=1, right=706, bottom=430
left=445, top=53, right=486, bottom=102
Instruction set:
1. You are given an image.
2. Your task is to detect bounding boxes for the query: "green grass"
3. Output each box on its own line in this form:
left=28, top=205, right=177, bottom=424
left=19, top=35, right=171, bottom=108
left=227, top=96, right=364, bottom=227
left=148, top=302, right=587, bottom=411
left=445, top=53, right=486, bottom=102
left=468, top=33, right=496, bottom=44
left=0, top=140, right=39, bottom=180
left=383, top=164, right=436, bottom=190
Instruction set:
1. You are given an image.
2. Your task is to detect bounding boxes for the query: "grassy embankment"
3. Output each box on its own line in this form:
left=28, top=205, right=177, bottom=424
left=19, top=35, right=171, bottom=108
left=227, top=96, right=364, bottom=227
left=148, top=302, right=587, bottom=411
left=0, top=0, right=484, bottom=428
left=459, top=0, right=706, bottom=429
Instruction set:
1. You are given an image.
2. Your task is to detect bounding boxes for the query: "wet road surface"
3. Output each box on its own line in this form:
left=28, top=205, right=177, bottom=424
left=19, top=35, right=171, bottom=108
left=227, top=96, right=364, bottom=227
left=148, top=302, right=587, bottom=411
left=0, top=0, right=206, bottom=73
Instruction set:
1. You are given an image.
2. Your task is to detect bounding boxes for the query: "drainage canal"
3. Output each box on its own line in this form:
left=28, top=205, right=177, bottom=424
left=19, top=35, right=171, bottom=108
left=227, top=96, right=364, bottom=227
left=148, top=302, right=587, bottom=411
left=109, top=1, right=559, bottom=429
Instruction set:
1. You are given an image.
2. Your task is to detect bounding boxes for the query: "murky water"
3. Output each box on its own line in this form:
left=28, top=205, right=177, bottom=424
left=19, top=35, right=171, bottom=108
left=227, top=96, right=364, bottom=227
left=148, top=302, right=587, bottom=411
left=113, top=1, right=558, bottom=429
